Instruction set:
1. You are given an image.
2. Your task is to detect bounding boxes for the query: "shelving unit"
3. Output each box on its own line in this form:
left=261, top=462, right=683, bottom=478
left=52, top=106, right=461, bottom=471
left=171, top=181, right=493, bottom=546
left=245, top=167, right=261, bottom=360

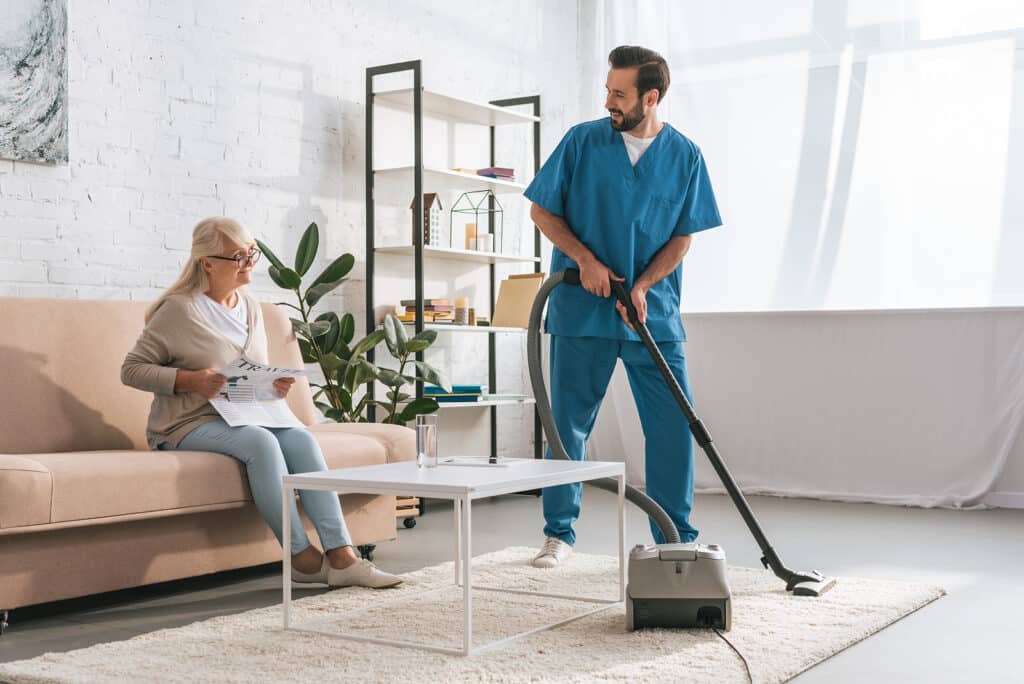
left=365, top=60, right=543, bottom=481
left=375, top=244, right=542, bottom=266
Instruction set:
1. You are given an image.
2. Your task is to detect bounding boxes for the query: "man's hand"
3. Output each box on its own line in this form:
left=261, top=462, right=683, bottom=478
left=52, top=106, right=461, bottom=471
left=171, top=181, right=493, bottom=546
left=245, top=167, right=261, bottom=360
left=615, top=283, right=649, bottom=332
left=579, top=254, right=624, bottom=298
left=274, top=377, right=296, bottom=398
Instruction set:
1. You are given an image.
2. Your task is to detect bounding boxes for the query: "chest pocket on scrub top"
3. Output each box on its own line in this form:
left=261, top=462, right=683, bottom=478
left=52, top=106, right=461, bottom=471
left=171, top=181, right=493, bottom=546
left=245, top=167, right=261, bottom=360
left=640, top=195, right=682, bottom=243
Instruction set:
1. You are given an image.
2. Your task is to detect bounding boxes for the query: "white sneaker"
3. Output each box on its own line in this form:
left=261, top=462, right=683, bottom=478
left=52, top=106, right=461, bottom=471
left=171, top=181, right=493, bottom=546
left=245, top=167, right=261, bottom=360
left=291, top=556, right=328, bottom=584
left=327, top=558, right=403, bottom=588
left=531, top=537, right=573, bottom=568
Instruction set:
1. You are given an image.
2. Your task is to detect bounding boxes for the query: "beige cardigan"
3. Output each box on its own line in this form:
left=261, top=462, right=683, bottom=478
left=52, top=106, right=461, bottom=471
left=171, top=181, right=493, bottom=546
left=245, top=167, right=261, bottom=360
left=121, top=291, right=269, bottom=449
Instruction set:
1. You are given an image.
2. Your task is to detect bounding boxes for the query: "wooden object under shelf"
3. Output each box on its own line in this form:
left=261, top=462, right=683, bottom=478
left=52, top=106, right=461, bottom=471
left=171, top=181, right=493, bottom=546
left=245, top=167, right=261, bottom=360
left=396, top=496, right=420, bottom=525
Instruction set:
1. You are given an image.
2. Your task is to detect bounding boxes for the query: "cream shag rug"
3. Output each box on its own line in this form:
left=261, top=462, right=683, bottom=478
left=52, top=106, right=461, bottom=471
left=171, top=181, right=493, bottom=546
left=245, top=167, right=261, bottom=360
left=0, top=547, right=943, bottom=684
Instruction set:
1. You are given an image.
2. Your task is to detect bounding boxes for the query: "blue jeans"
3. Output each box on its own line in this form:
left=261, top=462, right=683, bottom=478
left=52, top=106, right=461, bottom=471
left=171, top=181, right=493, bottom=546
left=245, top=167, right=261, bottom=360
left=159, top=420, right=351, bottom=555
left=543, top=335, right=699, bottom=546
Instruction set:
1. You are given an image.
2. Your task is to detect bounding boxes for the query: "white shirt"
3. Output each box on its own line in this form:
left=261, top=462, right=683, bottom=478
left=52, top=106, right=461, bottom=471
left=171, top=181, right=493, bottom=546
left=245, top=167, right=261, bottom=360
left=194, top=292, right=249, bottom=348
left=621, top=131, right=657, bottom=166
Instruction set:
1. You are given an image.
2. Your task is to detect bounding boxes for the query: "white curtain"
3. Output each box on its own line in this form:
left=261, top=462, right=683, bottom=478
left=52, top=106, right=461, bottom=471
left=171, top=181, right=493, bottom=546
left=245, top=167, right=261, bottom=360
left=574, top=1, right=1024, bottom=507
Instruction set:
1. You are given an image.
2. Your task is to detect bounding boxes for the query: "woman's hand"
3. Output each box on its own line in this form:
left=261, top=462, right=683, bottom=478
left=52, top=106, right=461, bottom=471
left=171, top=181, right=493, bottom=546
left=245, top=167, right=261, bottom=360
left=175, top=369, right=227, bottom=399
left=274, top=377, right=296, bottom=398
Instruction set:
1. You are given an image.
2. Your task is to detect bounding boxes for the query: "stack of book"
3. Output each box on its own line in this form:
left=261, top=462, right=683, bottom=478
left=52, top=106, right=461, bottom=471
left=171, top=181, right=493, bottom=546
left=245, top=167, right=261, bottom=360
left=425, top=385, right=485, bottom=403
left=476, top=166, right=515, bottom=182
left=398, top=299, right=453, bottom=324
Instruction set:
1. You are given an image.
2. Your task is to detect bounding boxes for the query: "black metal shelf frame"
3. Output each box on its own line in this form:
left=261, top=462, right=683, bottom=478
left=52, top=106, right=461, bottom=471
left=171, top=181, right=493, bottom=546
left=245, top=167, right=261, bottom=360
left=365, top=60, right=543, bottom=474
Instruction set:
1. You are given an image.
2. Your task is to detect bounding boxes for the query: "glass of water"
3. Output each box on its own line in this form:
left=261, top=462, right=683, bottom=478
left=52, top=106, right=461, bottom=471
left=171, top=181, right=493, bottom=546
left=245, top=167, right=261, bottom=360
left=415, top=414, right=438, bottom=468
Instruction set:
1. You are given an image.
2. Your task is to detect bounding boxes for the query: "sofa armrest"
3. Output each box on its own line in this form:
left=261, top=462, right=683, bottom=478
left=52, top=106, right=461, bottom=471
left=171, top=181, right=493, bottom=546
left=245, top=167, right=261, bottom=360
left=0, top=455, right=53, bottom=529
left=305, top=423, right=415, bottom=464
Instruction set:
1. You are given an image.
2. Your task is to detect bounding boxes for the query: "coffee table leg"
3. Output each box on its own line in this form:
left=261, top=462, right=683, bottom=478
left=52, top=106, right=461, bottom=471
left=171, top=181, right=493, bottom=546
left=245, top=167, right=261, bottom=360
left=453, top=497, right=462, bottom=586
left=460, top=495, right=472, bottom=655
left=282, top=482, right=292, bottom=629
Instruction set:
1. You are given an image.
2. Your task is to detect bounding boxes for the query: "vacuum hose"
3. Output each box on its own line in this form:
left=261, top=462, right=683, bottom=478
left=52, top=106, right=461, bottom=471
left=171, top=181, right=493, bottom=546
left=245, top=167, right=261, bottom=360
left=527, top=269, right=681, bottom=544
left=528, top=269, right=837, bottom=597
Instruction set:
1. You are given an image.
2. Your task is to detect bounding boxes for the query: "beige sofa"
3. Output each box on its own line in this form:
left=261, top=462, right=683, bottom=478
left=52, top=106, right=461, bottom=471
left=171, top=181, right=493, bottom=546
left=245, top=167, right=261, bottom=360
left=0, top=296, right=414, bottom=626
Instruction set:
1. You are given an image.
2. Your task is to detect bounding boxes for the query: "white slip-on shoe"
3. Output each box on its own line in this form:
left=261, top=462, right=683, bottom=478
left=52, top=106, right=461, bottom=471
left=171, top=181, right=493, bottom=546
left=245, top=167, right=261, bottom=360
left=327, top=558, right=403, bottom=589
left=531, top=536, right=573, bottom=568
left=291, top=555, right=328, bottom=584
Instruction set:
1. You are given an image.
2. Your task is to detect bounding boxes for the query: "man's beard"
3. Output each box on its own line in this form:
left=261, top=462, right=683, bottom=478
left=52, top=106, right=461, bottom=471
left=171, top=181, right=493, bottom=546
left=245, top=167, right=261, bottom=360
left=608, top=99, right=645, bottom=131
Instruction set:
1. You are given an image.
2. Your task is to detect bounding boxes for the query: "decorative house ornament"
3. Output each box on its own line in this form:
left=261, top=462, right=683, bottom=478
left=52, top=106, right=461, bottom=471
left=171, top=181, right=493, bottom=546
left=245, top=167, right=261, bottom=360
left=410, top=193, right=444, bottom=246
left=450, top=189, right=503, bottom=252
left=0, top=0, right=68, bottom=164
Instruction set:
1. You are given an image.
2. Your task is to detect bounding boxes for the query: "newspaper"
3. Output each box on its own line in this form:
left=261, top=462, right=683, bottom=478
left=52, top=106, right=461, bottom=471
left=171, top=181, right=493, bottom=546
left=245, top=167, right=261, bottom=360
left=208, top=356, right=307, bottom=428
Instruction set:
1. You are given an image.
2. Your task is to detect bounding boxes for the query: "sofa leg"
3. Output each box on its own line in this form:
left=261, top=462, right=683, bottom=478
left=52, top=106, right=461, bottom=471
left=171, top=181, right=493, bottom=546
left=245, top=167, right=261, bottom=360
left=357, top=544, right=376, bottom=562
left=1, top=610, right=9, bottom=636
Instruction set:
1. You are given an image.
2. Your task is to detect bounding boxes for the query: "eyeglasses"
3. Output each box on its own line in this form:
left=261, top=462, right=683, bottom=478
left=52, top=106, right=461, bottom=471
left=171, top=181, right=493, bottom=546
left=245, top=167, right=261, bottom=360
left=208, top=248, right=261, bottom=269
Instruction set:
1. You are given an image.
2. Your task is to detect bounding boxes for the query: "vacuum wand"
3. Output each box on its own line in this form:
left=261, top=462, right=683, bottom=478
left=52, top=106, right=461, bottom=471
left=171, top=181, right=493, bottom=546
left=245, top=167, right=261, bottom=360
left=559, top=268, right=835, bottom=597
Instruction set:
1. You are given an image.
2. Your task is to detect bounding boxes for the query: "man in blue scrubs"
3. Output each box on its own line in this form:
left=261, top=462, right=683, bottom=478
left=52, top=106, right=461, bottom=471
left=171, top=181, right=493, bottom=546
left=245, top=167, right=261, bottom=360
left=525, top=45, right=722, bottom=568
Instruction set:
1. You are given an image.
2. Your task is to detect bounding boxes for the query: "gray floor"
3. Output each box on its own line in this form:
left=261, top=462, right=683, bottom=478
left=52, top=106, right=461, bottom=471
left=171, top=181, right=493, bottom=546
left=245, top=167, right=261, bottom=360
left=1, top=491, right=1021, bottom=682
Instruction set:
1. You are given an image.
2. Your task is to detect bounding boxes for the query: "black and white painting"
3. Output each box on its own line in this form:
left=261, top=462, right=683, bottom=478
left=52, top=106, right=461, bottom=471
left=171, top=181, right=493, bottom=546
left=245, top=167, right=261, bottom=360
left=0, top=0, right=68, bottom=164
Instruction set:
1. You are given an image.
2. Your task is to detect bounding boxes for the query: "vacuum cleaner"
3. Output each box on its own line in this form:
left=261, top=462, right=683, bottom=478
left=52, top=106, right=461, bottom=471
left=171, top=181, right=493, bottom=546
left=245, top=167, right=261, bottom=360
left=526, top=269, right=836, bottom=632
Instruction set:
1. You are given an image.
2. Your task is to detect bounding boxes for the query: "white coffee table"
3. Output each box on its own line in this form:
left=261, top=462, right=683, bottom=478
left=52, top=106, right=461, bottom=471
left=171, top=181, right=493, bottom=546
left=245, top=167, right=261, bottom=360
left=281, top=458, right=626, bottom=655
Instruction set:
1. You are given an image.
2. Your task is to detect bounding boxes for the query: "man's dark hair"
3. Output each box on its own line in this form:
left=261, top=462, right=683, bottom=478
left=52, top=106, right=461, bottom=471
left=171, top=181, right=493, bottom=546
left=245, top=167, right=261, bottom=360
left=608, top=45, right=670, bottom=103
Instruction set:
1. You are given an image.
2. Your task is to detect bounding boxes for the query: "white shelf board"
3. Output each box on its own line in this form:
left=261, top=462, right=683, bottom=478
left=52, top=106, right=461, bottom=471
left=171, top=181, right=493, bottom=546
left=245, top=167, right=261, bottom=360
left=374, top=88, right=539, bottom=127
left=376, top=244, right=541, bottom=265
left=402, top=323, right=527, bottom=334
left=435, top=397, right=536, bottom=409
left=374, top=166, right=527, bottom=194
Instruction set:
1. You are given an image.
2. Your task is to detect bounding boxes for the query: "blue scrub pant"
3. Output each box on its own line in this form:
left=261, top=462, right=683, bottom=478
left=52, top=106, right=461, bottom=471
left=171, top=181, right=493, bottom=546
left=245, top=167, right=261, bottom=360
left=543, top=335, right=699, bottom=546
left=159, top=420, right=352, bottom=555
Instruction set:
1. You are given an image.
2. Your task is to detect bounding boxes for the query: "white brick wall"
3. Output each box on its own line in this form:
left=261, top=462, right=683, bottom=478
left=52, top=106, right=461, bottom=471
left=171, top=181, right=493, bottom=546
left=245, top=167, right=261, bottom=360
left=0, top=0, right=580, bottom=458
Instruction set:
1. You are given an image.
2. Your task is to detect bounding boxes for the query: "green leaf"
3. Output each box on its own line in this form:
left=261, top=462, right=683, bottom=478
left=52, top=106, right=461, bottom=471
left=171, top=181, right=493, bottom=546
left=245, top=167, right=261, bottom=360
left=271, top=265, right=301, bottom=290
left=350, top=329, right=384, bottom=360
left=414, top=361, right=450, bottom=392
left=256, top=239, right=286, bottom=271
left=304, top=277, right=345, bottom=308
left=386, top=389, right=413, bottom=403
left=383, top=315, right=406, bottom=357
left=290, top=318, right=310, bottom=339
left=324, top=407, right=345, bottom=422
left=309, top=320, right=331, bottom=337
left=309, top=253, right=355, bottom=290
left=334, top=340, right=352, bottom=360
left=339, top=388, right=353, bottom=412
left=297, top=338, right=317, bottom=363
left=294, top=222, right=319, bottom=276
left=319, top=352, right=344, bottom=374
left=351, top=358, right=379, bottom=387
left=339, top=313, right=355, bottom=344
left=314, top=400, right=333, bottom=414
left=404, top=338, right=431, bottom=352
left=268, top=266, right=292, bottom=290
left=375, top=368, right=407, bottom=388
left=411, top=329, right=438, bottom=344
left=314, top=312, right=340, bottom=354
left=399, top=397, right=439, bottom=423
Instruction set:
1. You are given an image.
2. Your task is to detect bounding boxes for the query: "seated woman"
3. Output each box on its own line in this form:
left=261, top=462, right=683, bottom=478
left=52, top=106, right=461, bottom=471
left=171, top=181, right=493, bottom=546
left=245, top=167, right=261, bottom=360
left=122, top=216, right=401, bottom=588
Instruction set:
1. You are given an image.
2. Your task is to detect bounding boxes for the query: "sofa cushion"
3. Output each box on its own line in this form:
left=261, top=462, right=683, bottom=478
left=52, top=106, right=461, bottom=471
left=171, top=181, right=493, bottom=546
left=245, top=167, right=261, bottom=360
left=0, top=455, right=52, bottom=528
left=0, top=426, right=412, bottom=530
left=307, top=422, right=416, bottom=464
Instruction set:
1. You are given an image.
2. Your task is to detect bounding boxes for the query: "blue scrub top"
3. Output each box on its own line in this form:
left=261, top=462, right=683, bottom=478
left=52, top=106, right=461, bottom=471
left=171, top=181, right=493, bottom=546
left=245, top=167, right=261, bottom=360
left=524, top=119, right=722, bottom=342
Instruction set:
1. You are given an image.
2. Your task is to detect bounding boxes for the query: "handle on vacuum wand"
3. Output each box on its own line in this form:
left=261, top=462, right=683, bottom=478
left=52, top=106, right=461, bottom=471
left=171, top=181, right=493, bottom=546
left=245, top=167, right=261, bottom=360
left=563, top=268, right=823, bottom=592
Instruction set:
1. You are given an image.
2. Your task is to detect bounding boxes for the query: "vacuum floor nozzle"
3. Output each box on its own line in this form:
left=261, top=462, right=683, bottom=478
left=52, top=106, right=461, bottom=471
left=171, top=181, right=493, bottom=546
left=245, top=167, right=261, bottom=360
left=789, top=571, right=837, bottom=597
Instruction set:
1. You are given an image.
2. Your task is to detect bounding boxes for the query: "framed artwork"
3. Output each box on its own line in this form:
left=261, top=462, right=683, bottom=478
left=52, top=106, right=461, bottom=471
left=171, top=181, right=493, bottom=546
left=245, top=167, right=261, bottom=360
left=0, top=0, right=68, bottom=164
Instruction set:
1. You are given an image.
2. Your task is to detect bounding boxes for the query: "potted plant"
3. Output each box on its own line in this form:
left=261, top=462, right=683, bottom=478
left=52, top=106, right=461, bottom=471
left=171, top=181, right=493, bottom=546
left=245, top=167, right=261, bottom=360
left=257, top=223, right=449, bottom=424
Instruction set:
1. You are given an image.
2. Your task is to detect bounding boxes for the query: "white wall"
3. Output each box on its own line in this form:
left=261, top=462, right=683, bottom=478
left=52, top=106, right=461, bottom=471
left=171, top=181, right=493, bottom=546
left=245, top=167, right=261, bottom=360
left=578, top=0, right=1024, bottom=313
left=0, top=0, right=578, bottom=458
